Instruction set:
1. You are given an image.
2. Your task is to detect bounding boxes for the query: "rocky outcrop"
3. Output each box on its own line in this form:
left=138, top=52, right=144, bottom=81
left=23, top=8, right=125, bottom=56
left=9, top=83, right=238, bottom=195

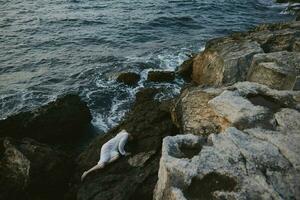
left=0, top=137, right=73, bottom=200
left=171, top=86, right=229, bottom=136
left=0, top=94, right=92, bottom=144
left=117, top=72, right=140, bottom=86
left=209, top=82, right=298, bottom=130
left=192, top=38, right=262, bottom=86
left=154, top=83, right=300, bottom=200
left=191, top=21, right=300, bottom=90
left=247, top=51, right=300, bottom=90
left=68, top=88, right=178, bottom=200
left=147, top=71, right=175, bottom=82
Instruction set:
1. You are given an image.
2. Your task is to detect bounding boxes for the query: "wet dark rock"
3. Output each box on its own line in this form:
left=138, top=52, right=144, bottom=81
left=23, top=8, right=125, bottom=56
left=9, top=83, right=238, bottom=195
left=0, top=137, right=73, bottom=200
left=147, top=70, right=175, bottom=82
left=117, top=72, right=140, bottom=86
left=135, top=88, right=160, bottom=104
left=69, top=88, right=178, bottom=200
left=0, top=94, right=92, bottom=144
left=176, top=54, right=196, bottom=82
left=0, top=138, right=30, bottom=200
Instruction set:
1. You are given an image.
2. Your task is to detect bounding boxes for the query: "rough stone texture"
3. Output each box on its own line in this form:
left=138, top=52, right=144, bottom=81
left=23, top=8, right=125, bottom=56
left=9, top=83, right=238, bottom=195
left=247, top=51, right=300, bottom=90
left=155, top=82, right=300, bottom=200
left=0, top=94, right=92, bottom=144
left=209, top=82, right=299, bottom=130
left=68, top=88, right=178, bottom=200
left=192, top=38, right=263, bottom=86
left=171, top=86, right=229, bottom=136
left=154, top=127, right=300, bottom=200
left=0, top=137, right=73, bottom=200
left=147, top=71, right=175, bottom=82
left=116, top=72, right=140, bottom=86
left=190, top=21, right=300, bottom=88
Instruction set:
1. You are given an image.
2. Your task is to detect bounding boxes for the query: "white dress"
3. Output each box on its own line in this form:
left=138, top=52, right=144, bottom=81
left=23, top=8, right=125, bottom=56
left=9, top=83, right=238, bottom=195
left=98, top=130, right=129, bottom=165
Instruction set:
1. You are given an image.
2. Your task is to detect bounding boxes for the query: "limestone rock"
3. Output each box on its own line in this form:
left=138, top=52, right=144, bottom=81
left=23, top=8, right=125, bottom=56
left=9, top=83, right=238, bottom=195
left=0, top=94, right=92, bottom=144
left=171, top=86, right=229, bottom=136
left=154, top=127, right=300, bottom=200
left=275, top=108, right=300, bottom=131
left=247, top=51, right=300, bottom=90
left=191, top=21, right=300, bottom=87
left=192, top=38, right=263, bottom=86
left=209, top=82, right=299, bottom=130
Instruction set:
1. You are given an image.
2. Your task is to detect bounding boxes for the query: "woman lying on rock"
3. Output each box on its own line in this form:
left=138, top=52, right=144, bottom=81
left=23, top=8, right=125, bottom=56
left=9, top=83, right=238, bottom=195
left=81, top=129, right=132, bottom=181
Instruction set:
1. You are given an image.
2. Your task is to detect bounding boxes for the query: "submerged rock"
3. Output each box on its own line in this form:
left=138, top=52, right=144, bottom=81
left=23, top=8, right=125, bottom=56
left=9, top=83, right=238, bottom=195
left=69, top=88, right=178, bottom=200
left=117, top=72, right=140, bottom=86
left=0, top=94, right=92, bottom=144
left=147, top=71, right=175, bottom=82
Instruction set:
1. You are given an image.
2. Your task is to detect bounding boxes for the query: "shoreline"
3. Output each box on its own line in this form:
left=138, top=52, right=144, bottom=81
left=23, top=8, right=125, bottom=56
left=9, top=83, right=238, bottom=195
left=1, top=10, right=300, bottom=200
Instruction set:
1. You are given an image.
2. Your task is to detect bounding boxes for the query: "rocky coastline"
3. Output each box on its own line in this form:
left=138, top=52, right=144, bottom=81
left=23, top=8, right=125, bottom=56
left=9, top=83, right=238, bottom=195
left=1, top=10, right=300, bottom=200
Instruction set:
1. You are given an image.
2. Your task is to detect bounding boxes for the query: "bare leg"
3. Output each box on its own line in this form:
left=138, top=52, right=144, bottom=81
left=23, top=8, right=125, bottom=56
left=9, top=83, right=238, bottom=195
left=81, top=154, right=120, bottom=181
left=81, top=163, right=105, bottom=181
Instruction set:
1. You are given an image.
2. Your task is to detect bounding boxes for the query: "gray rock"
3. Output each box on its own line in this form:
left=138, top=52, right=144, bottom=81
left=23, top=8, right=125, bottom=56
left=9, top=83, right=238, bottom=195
left=154, top=127, right=299, bottom=200
left=247, top=51, right=300, bottom=90
left=275, top=108, right=300, bottom=131
left=208, top=90, right=270, bottom=130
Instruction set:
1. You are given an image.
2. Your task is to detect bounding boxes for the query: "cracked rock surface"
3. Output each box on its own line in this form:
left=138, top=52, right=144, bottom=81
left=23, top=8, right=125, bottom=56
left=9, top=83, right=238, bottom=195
left=155, top=82, right=300, bottom=200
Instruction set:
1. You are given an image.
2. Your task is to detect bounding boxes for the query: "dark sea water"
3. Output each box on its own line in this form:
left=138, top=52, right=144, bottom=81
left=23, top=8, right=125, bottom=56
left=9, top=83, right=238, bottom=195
left=0, top=0, right=293, bottom=133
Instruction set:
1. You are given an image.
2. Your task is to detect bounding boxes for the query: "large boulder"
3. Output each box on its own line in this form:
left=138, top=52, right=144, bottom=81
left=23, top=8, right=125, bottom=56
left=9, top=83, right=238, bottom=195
left=247, top=51, right=300, bottom=90
left=68, top=88, right=178, bottom=200
left=0, top=94, right=92, bottom=144
left=171, top=86, right=229, bottom=136
left=208, top=82, right=298, bottom=130
left=192, top=38, right=263, bottom=86
left=0, top=137, right=73, bottom=200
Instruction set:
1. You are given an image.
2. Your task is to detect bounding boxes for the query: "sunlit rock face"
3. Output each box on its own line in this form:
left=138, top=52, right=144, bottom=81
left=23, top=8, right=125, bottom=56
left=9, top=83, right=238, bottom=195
left=192, top=21, right=300, bottom=90
left=154, top=82, right=300, bottom=200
